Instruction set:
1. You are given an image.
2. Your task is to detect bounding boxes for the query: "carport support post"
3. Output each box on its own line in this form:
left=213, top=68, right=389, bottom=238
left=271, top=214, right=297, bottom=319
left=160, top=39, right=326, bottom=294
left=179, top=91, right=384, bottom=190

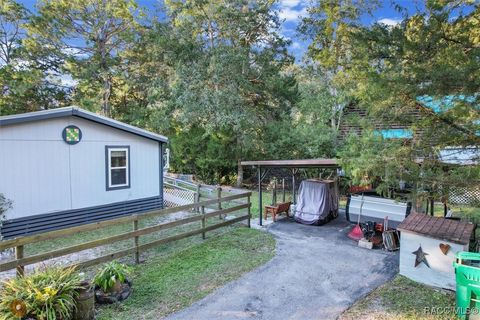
left=272, top=180, right=277, bottom=205
left=292, top=169, right=296, bottom=205
left=258, top=166, right=263, bottom=226
left=282, top=178, right=286, bottom=203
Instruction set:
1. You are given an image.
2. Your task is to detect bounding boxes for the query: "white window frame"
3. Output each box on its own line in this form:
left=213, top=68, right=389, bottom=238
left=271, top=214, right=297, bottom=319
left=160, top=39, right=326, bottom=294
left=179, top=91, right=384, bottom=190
left=106, top=146, right=130, bottom=190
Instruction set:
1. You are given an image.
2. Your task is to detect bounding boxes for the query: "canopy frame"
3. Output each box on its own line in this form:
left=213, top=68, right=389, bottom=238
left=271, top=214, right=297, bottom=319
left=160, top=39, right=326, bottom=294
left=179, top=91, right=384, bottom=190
left=241, top=159, right=340, bottom=226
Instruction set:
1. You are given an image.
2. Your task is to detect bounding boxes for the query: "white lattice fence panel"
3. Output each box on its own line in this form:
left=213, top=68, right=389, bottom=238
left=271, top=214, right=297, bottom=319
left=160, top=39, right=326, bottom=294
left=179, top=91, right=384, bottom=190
left=449, top=186, right=480, bottom=205
left=164, top=186, right=196, bottom=207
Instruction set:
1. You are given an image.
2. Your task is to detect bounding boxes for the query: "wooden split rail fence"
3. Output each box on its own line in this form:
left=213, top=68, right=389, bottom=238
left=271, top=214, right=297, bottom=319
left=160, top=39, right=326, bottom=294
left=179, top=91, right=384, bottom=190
left=0, top=192, right=252, bottom=277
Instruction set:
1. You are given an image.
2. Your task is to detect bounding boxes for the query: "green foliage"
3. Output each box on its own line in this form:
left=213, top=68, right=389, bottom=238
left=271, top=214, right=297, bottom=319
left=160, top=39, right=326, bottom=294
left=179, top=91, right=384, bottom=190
left=0, top=266, right=82, bottom=320
left=303, top=0, right=480, bottom=200
left=0, top=193, right=12, bottom=222
left=26, top=0, right=141, bottom=115
left=0, top=0, right=70, bottom=114
left=94, top=261, right=132, bottom=292
left=170, top=126, right=239, bottom=184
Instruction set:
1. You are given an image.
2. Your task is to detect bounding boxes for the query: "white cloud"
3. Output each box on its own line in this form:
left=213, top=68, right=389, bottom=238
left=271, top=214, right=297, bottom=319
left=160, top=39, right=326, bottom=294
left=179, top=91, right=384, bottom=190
left=279, top=0, right=303, bottom=8
left=377, top=18, right=402, bottom=26
left=279, top=6, right=307, bottom=22
left=62, top=47, right=89, bottom=59
left=290, top=41, right=301, bottom=49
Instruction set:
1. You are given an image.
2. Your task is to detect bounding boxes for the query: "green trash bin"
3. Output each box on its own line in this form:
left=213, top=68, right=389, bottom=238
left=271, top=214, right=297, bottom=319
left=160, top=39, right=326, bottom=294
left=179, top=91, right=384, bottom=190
left=454, top=251, right=480, bottom=319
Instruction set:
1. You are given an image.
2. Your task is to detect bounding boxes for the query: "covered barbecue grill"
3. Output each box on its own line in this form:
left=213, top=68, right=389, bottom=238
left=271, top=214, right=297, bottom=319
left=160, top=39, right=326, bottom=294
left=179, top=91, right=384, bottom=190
left=294, top=179, right=339, bottom=225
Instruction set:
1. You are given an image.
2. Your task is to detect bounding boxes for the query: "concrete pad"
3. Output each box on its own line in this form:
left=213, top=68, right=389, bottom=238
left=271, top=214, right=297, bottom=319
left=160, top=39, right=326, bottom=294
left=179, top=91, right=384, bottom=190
left=165, top=214, right=399, bottom=320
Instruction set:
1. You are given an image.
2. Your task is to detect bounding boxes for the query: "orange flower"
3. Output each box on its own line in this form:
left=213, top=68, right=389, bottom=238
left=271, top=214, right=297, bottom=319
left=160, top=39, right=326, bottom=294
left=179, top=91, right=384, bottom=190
left=9, top=299, right=27, bottom=318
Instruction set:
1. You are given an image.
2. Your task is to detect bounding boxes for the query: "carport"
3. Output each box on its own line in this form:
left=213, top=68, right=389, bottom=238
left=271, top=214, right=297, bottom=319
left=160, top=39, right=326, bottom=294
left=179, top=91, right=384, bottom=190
left=240, top=159, right=340, bottom=226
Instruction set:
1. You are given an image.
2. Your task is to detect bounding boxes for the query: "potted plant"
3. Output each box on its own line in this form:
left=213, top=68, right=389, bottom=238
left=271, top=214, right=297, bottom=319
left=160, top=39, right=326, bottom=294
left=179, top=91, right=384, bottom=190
left=0, top=266, right=82, bottom=320
left=93, top=261, right=133, bottom=304
left=73, top=273, right=95, bottom=320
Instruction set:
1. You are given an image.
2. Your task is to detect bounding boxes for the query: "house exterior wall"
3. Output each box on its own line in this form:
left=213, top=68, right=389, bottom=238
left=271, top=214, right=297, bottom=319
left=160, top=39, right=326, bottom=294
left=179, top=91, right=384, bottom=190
left=339, top=104, right=423, bottom=140
left=399, top=231, right=466, bottom=290
left=0, top=116, right=160, bottom=220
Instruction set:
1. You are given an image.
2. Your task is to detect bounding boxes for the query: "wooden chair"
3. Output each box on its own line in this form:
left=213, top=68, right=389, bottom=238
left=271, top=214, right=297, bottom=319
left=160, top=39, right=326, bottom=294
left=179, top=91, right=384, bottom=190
left=264, top=202, right=291, bottom=222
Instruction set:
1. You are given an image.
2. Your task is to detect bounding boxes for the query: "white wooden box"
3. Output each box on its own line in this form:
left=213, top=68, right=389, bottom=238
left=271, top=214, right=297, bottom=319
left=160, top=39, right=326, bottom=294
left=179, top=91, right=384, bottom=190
left=398, top=213, right=474, bottom=290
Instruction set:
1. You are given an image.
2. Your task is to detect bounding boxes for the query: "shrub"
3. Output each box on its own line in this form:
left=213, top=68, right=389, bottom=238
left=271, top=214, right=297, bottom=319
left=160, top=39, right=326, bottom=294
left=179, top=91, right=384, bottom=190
left=0, top=266, right=82, bottom=320
left=0, top=193, right=12, bottom=223
left=93, top=261, right=132, bottom=292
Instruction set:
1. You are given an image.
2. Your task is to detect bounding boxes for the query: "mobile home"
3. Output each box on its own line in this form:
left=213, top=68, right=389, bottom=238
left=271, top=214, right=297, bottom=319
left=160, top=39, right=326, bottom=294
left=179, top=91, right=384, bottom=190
left=0, top=107, right=168, bottom=239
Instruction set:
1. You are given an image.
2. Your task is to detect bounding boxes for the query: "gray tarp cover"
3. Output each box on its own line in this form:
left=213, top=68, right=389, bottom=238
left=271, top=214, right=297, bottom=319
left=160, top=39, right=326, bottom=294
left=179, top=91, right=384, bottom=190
left=294, top=179, right=339, bottom=225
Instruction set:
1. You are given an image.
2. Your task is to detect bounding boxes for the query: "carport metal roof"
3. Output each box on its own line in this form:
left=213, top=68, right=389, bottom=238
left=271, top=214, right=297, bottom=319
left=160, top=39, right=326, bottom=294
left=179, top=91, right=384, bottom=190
left=241, top=159, right=340, bottom=226
left=241, top=159, right=338, bottom=168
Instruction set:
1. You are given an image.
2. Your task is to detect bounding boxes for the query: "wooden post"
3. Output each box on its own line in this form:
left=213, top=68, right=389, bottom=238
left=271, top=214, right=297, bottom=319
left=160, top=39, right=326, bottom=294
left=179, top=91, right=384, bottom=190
left=258, top=167, right=263, bottom=226
left=196, top=184, right=201, bottom=213
left=292, top=170, right=296, bottom=205
left=217, top=186, right=222, bottom=219
left=282, top=178, right=286, bottom=203
left=247, top=195, right=251, bottom=228
left=15, top=245, right=24, bottom=277
left=133, top=218, right=140, bottom=264
left=272, top=180, right=277, bottom=205
left=201, top=205, right=206, bottom=239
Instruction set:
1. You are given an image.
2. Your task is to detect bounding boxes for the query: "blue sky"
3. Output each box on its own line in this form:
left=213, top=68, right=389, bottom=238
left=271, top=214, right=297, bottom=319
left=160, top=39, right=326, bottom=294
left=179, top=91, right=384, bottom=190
left=278, top=0, right=419, bottom=60
left=18, top=0, right=417, bottom=61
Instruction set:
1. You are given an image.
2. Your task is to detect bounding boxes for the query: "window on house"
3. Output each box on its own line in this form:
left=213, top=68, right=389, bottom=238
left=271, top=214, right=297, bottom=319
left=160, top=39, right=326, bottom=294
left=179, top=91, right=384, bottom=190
left=106, top=146, right=130, bottom=190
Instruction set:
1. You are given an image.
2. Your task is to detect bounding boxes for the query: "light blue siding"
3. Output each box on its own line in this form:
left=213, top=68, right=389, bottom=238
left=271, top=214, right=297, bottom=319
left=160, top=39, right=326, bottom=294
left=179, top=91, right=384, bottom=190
left=0, top=116, right=161, bottom=220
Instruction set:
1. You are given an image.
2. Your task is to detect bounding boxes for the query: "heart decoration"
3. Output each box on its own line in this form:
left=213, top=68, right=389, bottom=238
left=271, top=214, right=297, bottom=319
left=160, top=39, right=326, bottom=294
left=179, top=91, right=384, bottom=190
left=439, top=243, right=451, bottom=255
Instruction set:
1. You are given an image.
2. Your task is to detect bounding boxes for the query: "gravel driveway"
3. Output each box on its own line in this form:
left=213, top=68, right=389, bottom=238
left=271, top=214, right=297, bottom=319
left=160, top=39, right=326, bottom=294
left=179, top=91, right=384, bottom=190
left=165, top=213, right=399, bottom=320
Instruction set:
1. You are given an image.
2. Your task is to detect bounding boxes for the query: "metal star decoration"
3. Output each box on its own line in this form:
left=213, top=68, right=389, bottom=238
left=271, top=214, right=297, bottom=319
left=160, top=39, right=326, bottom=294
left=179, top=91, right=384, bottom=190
left=412, top=245, right=430, bottom=268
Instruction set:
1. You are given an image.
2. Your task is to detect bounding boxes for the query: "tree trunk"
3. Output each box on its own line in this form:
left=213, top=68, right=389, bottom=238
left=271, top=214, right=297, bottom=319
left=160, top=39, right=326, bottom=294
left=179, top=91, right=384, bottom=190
left=236, top=159, right=243, bottom=187
left=102, top=76, right=111, bottom=116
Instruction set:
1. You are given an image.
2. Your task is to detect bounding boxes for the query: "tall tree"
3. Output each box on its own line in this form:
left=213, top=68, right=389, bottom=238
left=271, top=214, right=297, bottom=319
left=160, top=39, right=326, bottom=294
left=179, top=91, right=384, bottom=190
left=299, top=0, right=379, bottom=134
left=338, top=0, right=480, bottom=206
left=164, top=0, right=297, bottom=185
left=0, top=0, right=70, bottom=114
left=263, top=65, right=337, bottom=160
left=27, top=0, right=141, bottom=115
left=0, top=0, right=26, bottom=65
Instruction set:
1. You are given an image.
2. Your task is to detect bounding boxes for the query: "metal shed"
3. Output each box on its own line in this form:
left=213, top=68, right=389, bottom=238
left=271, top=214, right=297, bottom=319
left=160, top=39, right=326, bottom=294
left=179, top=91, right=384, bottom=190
left=0, top=107, right=168, bottom=239
left=240, top=159, right=339, bottom=226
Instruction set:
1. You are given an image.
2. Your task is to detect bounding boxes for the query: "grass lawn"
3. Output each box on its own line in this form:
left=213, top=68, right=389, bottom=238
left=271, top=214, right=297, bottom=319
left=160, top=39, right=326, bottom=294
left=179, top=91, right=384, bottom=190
left=340, top=275, right=456, bottom=320
left=95, top=227, right=275, bottom=320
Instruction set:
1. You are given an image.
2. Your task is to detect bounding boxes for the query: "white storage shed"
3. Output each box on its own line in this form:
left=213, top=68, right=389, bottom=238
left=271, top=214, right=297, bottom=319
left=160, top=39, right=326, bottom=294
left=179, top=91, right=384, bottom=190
left=397, top=213, right=475, bottom=290
left=0, top=107, right=168, bottom=239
